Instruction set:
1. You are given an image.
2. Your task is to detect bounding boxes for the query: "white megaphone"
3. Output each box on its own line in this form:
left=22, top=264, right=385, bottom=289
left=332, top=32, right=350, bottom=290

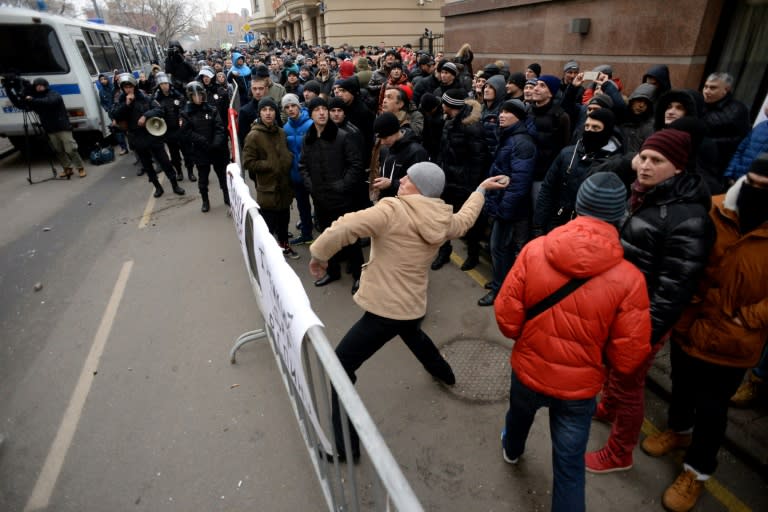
left=146, top=116, right=167, bottom=137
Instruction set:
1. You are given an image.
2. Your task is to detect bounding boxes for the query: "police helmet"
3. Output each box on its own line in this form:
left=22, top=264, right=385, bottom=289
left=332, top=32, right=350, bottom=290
left=117, top=72, right=137, bottom=89
left=185, top=81, right=207, bottom=102
left=154, top=72, right=171, bottom=85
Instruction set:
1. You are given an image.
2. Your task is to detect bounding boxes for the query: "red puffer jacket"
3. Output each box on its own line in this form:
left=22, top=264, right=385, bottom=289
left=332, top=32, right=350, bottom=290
left=495, top=216, right=651, bottom=400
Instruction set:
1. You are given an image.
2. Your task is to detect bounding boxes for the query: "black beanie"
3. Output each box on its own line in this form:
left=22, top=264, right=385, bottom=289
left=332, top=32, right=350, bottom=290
left=507, top=72, right=526, bottom=90
left=500, top=99, right=528, bottom=121
left=419, top=93, right=441, bottom=113
left=257, top=97, right=278, bottom=112
left=527, top=63, right=541, bottom=76
left=441, top=88, right=467, bottom=108
left=588, top=94, right=614, bottom=110
left=373, top=112, right=401, bottom=138
left=328, top=96, right=347, bottom=111
left=303, top=80, right=321, bottom=95
left=336, top=76, right=360, bottom=96
left=307, top=97, right=328, bottom=115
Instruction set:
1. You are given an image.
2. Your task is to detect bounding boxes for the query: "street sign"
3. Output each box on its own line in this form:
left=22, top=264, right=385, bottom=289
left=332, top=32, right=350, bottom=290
left=244, top=32, right=255, bottom=43
left=226, top=23, right=234, bottom=34
left=242, top=23, right=251, bottom=32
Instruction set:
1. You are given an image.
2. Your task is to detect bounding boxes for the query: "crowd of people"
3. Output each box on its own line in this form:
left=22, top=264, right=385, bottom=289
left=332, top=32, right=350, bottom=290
left=36, top=38, right=767, bottom=512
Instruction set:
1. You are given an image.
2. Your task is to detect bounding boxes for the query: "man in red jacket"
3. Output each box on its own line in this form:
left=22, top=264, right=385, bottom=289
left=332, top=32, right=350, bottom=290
left=495, top=172, right=651, bottom=512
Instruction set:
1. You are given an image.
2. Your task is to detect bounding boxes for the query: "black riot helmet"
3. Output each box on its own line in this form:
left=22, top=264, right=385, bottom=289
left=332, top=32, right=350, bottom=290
left=185, top=81, right=206, bottom=103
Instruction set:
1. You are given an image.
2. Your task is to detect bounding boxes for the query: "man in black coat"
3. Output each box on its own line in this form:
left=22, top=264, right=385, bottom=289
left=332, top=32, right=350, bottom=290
left=164, top=40, right=197, bottom=92
left=334, top=77, right=375, bottom=165
left=432, top=89, right=489, bottom=271
left=299, top=97, right=366, bottom=293
left=701, top=72, right=751, bottom=177
left=370, top=112, right=428, bottom=199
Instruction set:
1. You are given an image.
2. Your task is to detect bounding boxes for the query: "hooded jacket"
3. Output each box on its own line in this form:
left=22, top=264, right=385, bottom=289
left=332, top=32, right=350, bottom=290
left=620, top=172, right=715, bottom=344
left=642, top=65, right=672, bottom=100
left=495, top=215, right=651, bottom=400
left=620, top=83, right=656, bottom=154
left=284, top=108, right=314, bottom=184
left=229, top=52, right=252, bottom=79
left=481, top=75, right=507, bottom=154
left=310, top=191, right=485, bottom=320
left=14, top=83, right=71, bottom=133
left=437, top=99, right=489, bottom=206
left=673, top=177, right=768, bottom=367
left=533, top=138, right=623, bottom=234
left=242, top=121, right=294, bottom=210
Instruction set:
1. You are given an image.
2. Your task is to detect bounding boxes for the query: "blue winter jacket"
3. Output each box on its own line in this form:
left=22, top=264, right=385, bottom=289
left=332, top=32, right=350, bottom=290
left=724, top=120, right=768, bottom=180
left=483, top=121, right=537, bottom=221
left=284, top=108, right=314, bottom=184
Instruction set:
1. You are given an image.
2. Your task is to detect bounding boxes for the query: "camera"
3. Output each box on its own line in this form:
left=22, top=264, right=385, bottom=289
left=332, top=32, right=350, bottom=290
left=1, top=73, right=34, bottom=108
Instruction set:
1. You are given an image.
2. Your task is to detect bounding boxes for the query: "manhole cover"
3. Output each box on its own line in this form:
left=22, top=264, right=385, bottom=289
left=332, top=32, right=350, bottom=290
left=441, top=338, right=511, bottom=402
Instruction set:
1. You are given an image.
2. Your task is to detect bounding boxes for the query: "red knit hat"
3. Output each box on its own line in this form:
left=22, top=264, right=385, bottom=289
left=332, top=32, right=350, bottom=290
left=339, top=60, right=355, bottom=79
left=641, top=129, right=692, bottom=171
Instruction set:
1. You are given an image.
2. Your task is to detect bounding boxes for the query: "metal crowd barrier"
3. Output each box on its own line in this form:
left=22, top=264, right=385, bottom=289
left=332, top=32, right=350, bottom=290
left=225, top=163, right=424, bottom=512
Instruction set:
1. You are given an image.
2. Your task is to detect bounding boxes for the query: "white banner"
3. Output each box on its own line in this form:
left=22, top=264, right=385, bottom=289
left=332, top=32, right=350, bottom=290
left=226, top=165, right=330, bottom=450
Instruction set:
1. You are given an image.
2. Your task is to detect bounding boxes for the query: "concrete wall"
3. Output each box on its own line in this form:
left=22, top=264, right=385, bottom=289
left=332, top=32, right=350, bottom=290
left=441, top=0, right=725, bottom=93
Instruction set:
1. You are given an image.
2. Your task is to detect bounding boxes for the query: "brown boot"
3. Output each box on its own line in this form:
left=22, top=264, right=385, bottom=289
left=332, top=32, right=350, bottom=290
left=730, top=372, right=763, bottom=407
left=59, top=167, right=73, bottom=179
left=78, top=168, right=86, bottom=178
left=662, top=469, right=705, bottom=512
left=641, top=429, right=692, bottom=457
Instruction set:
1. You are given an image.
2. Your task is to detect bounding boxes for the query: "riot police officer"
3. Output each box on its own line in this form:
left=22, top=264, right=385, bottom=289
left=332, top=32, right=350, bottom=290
left=111, top=73, right=185, bottom=198
left=178, top=82, right=229, bottom=212
left=152, top=72, right=196, bottom=182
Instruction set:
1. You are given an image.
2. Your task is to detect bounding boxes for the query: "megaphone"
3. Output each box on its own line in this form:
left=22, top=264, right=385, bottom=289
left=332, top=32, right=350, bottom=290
left=146, top=116, right=167, bottom=137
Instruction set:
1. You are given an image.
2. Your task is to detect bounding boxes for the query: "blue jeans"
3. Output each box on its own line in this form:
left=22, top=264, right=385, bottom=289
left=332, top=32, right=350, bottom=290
left=503, top=371, right=595, bottom=512
left=489, top=217, right=529, bottom=291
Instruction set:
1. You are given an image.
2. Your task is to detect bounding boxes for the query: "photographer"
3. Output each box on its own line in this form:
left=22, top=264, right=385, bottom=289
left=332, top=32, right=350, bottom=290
left=164, top=40, right=196, bottom=92
left=5, top=76, right=86, bottom=178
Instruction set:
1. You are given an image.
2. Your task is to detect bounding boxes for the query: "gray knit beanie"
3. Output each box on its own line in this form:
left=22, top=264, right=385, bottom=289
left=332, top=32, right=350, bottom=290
left=575, top=172, right=627, bottom=225
left=406, top=162, right=445, bottom=198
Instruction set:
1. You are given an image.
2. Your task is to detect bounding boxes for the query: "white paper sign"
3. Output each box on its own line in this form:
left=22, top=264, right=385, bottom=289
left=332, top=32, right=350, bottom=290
left=226, top=165, right=330, bottom=450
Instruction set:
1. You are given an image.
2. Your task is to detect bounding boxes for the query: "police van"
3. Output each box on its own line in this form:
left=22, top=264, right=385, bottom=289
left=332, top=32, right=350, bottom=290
left=0, top=6, right=162, bottom=153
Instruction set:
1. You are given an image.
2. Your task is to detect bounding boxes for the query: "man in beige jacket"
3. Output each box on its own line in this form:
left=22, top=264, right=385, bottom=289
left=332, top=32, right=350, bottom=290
left=309, top=162, right=506, bottom=462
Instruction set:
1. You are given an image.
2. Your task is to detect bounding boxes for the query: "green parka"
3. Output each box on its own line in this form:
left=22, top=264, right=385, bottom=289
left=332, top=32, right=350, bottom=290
left=242, top=121, right=294, bottom=210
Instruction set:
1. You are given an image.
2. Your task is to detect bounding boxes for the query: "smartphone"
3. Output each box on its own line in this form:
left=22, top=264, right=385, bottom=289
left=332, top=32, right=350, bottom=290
left=582, top=71, right=599, bottom=81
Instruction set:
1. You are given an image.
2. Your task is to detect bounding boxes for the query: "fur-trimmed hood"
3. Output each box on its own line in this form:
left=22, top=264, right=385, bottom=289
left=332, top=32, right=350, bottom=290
left=460, top=99, right=482, bottom=126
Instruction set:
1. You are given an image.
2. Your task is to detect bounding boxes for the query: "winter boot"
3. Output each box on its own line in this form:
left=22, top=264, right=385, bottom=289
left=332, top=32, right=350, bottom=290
left=187, top=168, right=197, bottom=182
left=59, top=167, right=73, bottom=179
left=201, top=192, right=210, bottom=213
left=77, top=168, right=86, bottom=178
left=431, top=242, right=452, bottom=270
left=461, top=243, right=480, bottom=271
left=170, top=177, right=185, bottom=195
left=151, top=179, right=164, bottom=198
left=730, top=372, right=764, bottom=408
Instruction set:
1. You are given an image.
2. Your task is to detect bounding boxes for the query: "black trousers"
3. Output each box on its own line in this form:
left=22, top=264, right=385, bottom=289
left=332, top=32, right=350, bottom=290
left=196, top=162, right=226, bottom=195
left=136, top=143, right=175, bottom=182
left=330, top=312, right=450, bottom=456
left=315, top=206, right=363, bottom=280
left=261, top=208, right=290, bottom=244
left=668, top=341, right=745, bottom=475
left=165, top=137, right=192, bottom=173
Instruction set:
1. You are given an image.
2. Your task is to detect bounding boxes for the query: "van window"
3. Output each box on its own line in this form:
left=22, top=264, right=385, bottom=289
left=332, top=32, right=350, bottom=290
left=0, top=24, right=69, bottom=74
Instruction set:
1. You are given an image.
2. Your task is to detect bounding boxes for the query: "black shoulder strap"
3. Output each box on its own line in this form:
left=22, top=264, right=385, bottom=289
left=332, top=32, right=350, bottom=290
left=525, top=277, right=589, bottom=321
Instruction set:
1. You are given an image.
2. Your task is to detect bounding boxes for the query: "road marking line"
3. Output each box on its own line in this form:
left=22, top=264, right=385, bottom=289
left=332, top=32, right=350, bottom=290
left=455, top=254, right=753, bottom=512
left=138, top=174, right=164, bottom=229
left=24, top=261, right=134, bottom=512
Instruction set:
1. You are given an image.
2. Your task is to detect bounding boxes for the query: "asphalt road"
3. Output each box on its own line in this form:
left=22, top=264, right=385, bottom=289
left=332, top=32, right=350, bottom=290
left=0, top=148, right=766, bottom=511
